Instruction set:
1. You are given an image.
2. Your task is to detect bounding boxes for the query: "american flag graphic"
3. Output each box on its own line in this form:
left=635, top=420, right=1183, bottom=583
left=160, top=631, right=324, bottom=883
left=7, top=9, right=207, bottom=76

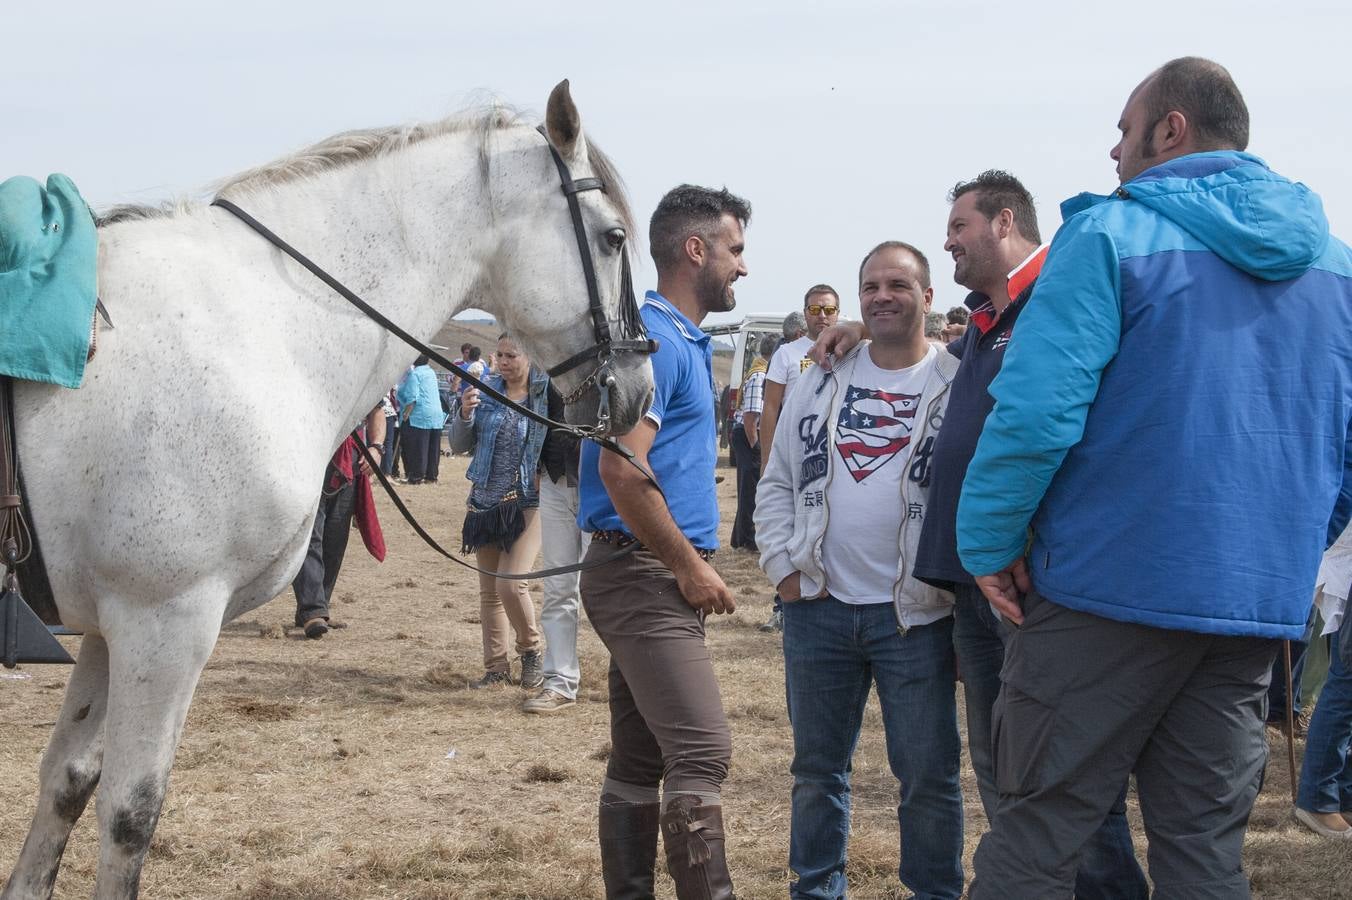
left=834, top=385, right=920, bottom=483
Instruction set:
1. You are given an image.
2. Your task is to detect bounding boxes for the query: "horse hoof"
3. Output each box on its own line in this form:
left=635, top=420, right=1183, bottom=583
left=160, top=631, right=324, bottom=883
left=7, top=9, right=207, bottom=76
left=303, top=618, right=330, bottom=639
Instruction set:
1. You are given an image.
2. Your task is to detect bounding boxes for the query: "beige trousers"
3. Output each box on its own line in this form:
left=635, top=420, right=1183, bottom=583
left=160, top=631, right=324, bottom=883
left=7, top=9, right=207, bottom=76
left=475, top=508, right=543, bottom=672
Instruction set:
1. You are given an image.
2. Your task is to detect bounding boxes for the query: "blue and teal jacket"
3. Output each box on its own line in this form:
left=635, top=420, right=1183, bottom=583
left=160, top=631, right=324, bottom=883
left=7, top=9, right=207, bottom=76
left=395, top=364, right=448, bottom=431
left=449, top=367, right=550, bottom=504
left=957, top=151, right=1352, bottom=640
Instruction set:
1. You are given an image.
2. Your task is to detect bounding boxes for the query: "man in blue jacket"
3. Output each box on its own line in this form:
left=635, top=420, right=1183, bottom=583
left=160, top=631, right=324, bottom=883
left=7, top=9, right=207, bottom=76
left=958, top=57, right=1352, bottom=897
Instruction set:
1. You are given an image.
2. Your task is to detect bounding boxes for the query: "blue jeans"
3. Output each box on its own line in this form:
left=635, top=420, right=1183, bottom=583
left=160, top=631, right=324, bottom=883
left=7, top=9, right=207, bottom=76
left=1297, top=630, right=1352, bottom=813
left=952, top=585, right=1146, bottom=900
left=952, top=585, right=1007, bottom=818
left=783, top=596, right=963, bottom=899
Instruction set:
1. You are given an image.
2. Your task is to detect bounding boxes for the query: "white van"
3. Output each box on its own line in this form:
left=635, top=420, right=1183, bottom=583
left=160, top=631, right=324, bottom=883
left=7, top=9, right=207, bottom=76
left=704, top=314, right=787, bottom=412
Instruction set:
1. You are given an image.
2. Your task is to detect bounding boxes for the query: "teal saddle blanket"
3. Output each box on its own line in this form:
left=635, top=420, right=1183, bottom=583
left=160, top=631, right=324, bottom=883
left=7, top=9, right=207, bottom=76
left=0, top=173, right=97, bottom=388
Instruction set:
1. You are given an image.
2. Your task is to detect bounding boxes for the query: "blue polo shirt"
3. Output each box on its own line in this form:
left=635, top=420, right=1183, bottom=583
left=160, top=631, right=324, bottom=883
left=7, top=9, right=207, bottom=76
left=578, top=291, right=720, bottom=549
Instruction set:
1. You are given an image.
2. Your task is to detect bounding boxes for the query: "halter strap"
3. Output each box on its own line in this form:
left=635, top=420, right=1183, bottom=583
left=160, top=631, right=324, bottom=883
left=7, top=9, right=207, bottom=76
left=534, top=125, right=657, bottom=379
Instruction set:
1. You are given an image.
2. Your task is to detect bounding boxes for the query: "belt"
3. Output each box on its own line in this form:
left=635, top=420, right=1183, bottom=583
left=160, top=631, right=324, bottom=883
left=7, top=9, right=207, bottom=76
left=591, top=529, right=716, bottom=561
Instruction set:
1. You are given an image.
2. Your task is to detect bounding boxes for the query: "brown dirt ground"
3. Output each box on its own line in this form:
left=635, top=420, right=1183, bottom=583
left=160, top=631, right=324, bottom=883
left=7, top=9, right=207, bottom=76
left=2, top=454, right=1349, bottom=899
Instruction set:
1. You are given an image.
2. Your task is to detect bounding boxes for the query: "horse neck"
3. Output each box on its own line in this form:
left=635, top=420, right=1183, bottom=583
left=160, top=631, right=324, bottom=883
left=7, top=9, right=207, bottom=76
left=219, top=130, right=497, bottom=414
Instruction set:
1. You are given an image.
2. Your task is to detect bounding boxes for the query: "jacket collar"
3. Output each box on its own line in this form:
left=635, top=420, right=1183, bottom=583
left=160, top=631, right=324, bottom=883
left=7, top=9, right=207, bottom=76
left=965, top=244, right=1049, bottom=335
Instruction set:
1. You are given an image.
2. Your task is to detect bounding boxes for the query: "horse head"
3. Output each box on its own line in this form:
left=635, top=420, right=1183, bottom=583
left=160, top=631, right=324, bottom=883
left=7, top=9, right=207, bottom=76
left=477, top=81, right=654, bottom=435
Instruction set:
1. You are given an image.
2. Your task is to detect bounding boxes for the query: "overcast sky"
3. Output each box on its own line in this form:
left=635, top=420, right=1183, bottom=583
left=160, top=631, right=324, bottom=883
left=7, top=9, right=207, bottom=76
left=7, top=1, right=1350, bottom=329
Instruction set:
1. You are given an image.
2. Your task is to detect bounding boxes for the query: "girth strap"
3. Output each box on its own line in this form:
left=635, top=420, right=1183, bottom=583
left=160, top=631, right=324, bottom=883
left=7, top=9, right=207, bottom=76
left=0, top=377, right=32, bottom=571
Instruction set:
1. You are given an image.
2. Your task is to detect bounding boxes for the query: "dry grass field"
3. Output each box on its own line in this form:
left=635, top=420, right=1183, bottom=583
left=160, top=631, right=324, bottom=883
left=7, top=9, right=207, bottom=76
left=2, top=454, right=1350, bottom=898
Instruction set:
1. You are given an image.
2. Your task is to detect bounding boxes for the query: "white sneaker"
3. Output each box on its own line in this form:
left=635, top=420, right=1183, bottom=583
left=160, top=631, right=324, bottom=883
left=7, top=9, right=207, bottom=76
left=1294, top=806, right=1352, bottom=839
left=522, top=688, right=576, bottom=714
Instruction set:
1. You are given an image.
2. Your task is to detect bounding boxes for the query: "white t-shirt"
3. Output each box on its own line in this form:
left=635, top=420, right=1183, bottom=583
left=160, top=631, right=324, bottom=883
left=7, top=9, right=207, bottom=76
left=820, top=344, right=942, bottom=608
left=766, top=335, right=816, bottom=399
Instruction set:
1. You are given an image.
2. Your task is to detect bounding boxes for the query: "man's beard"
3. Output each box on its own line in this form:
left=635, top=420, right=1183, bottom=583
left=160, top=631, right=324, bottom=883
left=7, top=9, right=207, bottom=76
left=697, top=268, right=736, bottom=313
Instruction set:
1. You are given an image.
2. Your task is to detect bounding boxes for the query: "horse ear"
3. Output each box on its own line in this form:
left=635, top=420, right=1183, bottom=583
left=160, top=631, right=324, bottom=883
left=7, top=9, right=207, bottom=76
left=545, top=79, right=584, bottom=160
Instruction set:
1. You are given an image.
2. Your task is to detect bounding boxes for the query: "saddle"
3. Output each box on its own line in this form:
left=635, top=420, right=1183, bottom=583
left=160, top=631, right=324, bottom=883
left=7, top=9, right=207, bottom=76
left=0, top=174, right=99, bottom=386
left=0, top=173, right=98, bottom=664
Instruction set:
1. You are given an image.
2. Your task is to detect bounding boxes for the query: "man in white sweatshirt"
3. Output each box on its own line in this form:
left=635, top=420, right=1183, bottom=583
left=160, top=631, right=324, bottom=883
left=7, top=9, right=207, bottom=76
left=755, top=241, right=962, bottom=899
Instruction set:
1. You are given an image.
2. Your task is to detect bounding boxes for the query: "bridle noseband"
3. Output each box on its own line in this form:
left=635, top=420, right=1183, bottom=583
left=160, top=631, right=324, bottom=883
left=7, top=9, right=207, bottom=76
left=534, top=125, right=656, bottom=433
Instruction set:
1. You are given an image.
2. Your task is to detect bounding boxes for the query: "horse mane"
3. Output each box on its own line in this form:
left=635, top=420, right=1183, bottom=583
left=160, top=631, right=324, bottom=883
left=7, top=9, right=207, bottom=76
left=98, top=104, right=636, bottom=238
left=97, top=200, right=193, bottom=226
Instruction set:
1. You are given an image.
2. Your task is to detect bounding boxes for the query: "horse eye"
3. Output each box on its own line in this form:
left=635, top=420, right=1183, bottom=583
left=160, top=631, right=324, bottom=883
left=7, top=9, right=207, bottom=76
left=605, top=228, right=626, bottom=251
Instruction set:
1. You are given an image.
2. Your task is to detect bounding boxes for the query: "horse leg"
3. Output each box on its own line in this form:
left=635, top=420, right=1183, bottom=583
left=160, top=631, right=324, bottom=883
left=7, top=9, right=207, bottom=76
left=2, top=635, right=111, bottom=900
left=90, top=599, right=222, bottom=900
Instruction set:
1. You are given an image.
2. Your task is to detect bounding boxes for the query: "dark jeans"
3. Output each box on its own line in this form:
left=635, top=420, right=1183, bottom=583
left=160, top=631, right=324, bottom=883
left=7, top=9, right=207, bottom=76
left=970, top=591, right=1278, bottom=900
left=1267, top=605, right=1318, bottom=721
left=292, top=478, right=355, bottom=625
left=580, top=545, right=732, bottom=796
left=729, top=426, right=760, bottom=550
left=1297, top=628, right=1352, bottom=813
left=951, top=584, right=1146, bottom=899
left=381, top=414, right=398, bottom=475
left=783, top=597, right=963, bottom=899
left=400, top=424, right=442, bottom=483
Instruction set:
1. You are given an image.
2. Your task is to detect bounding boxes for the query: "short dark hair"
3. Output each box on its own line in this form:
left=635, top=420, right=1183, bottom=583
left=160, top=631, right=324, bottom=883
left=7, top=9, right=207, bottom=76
left=1142, top=57, right=1249, bottom=151
left=648, top=184, right=752, bottom=272
left=803, top=284, right=838, bottom=307
left=414, top=354, right=430, bottom=367
left=467, top=346, right=482, bottom=362
left=460, top=342, right=473, bottom=355
left=946, top=306, right=969, bottom=325
left=948, top=170, right=1041, bottom=245
left=858, top=241, right=931, bottom=290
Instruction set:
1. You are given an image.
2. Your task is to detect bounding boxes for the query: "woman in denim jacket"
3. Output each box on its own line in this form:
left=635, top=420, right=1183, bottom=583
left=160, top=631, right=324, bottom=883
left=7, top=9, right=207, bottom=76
left=450, top=334, right=550, bottom=690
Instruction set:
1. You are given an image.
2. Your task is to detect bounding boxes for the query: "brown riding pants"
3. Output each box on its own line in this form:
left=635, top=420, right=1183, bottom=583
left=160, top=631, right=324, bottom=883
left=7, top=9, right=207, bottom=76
left=580, top=544, right=732, bottom=796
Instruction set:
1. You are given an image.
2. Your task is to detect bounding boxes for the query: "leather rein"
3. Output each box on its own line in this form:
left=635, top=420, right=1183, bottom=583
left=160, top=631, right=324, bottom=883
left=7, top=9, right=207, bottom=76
left=211, top=127, right=665, bottom=581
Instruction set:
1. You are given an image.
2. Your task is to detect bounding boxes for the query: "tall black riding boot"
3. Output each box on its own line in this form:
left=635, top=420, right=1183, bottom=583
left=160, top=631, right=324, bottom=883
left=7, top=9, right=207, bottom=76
left=598, top=794, right=660, bottom=900
left=660, top=795, right=735, bottom=900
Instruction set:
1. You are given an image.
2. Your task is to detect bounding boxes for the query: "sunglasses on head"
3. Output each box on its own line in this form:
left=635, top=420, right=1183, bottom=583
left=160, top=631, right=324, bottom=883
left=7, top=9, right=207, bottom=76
left=807, top=304, right=839, bottom=316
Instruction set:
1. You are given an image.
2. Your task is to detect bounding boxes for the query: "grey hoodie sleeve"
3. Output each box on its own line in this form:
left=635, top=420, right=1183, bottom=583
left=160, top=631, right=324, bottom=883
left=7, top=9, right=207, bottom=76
left=756, top=381, right=806, bottom=591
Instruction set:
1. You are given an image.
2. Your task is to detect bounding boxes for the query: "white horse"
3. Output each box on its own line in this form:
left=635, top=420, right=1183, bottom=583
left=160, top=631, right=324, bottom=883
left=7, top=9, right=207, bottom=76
left=2, top=81, right=652, bottom=900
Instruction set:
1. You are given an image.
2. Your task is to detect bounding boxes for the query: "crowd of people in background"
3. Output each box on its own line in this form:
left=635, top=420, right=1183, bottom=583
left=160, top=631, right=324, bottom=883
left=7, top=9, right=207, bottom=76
left=294, top=56, right=1352, bottom=900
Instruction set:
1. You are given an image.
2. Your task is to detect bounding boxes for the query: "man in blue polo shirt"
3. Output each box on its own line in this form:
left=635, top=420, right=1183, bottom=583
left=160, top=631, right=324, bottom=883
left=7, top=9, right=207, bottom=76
left=578, top=183, right=750, bottom=900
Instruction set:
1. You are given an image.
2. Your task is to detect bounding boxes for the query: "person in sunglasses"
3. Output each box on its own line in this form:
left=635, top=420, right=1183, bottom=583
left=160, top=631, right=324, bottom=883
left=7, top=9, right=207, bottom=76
left=758, top=285, right=840, bottom=479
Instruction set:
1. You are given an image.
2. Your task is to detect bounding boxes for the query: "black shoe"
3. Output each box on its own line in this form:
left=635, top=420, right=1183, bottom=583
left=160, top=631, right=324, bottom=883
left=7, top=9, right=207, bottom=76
left=470, top=670, right=511, bottom=689
left=519, top=650, right=544, bottom=689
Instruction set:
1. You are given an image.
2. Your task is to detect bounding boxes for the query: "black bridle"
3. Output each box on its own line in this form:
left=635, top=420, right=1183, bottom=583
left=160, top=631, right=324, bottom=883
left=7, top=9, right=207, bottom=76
left=212, top=127, right=655, bottom=441
left=211, top=126, right=665, bottom=580
left=533, top=125, right=657, bottom=427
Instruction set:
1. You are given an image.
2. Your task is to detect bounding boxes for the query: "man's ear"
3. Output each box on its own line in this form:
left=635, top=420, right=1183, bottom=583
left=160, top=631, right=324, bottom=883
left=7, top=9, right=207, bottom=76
left=923, top=286, right=934, bottom=312
left=683, top=234, right=707, bottom=267
left=1156, top=109, right=1190, bottom=154
left=995, top=208, right=1014, bottom=240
